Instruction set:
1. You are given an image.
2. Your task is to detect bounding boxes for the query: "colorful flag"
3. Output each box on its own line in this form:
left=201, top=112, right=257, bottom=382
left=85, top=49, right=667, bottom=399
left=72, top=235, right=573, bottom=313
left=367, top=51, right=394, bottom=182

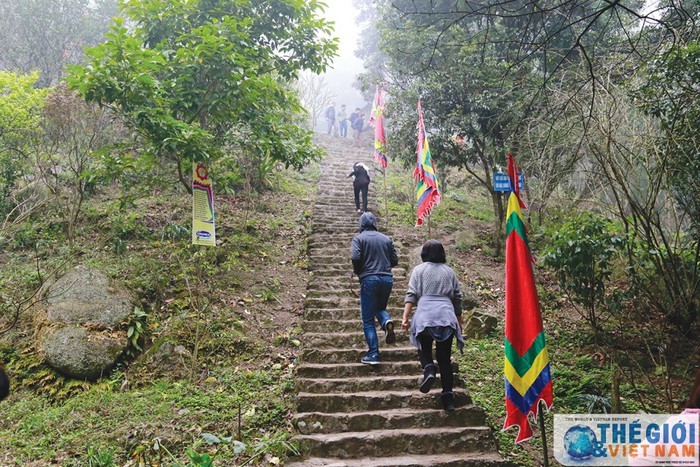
left=414, top=100, right=440, bottom=226
left=370, top=85, right=387, bottom=168
left=503, top=153, right=552, bottom=443
left=192, top=162, right=216, bottom=246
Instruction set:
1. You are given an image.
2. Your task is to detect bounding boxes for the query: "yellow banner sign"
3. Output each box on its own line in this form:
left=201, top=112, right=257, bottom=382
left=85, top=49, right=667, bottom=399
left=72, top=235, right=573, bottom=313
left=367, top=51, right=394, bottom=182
left=192, top=163, right=216, bottom=246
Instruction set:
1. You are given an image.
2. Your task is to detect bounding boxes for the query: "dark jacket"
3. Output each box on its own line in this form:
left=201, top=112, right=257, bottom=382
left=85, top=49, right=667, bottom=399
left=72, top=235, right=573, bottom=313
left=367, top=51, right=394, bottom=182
left=349, top=163, right=370, bottom=187
left=351, top=212, right=398, bottom=279
left=351, top=117, right=364, bottom=131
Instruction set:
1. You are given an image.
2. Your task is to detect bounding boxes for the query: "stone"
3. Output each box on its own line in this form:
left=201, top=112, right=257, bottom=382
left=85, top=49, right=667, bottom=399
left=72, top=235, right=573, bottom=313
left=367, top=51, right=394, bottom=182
left=46, top=265, right=132, bottom=327
left=462, top=309, right=499, bottom=339
left=41, top=265, right=133, bottom=380
left=43, top=326, right=126, bottom=380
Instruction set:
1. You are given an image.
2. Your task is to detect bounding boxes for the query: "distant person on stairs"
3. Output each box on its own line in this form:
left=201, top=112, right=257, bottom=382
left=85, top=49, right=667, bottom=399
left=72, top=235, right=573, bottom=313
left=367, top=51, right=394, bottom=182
left=337, top=104, right=348, bottom=138
left=325, top=102, right=336, bottom=135
left=350, top=212, right=399, bottom=365
left=347, top=162, right=371, bottom=213
left=351, top=111, right=364, bottom=147
left=402, top=240, right=465, bottom=411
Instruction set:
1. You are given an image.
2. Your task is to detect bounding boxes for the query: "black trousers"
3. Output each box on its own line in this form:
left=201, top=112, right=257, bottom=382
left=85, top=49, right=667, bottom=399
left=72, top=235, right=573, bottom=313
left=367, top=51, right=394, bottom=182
left=417, top=333, right=454, bottom=393
left=354, top=182, right=369, bottom=211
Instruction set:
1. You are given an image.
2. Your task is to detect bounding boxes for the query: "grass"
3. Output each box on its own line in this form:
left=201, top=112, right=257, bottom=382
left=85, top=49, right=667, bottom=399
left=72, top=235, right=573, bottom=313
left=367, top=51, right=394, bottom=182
left=1, top=367, right=297, bottom=465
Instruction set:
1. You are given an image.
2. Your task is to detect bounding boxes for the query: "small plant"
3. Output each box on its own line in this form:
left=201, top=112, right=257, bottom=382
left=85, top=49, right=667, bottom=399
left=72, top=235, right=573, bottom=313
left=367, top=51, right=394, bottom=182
left=126, top=307, right=149, bottom=355
left=575, top=393, right=612, bottom=414
left=186, top=448, right=214, bottom=467
left=86, top=446, right=115, bottom=466
left=129, top=437, right=176, bottom=466
left=161, top=222, right=190, bottom=241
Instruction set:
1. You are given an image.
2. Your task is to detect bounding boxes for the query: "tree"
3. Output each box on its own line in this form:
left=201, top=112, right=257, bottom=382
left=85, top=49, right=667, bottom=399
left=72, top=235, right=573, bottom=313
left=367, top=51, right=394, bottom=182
left=0, top=0, right=118, bottom=87
left=580, top=79, right=700, bottom=333
left=67, top=0, right=337, bottom=193
left=635, top=41, right=700, bottom=237
left=33, top=85, right=124, bottom=245
left=296, top=73, right=336, bottom=131
left=0, top=71, right=50, bottom=220
left=359, top=1, right=533, bottom=254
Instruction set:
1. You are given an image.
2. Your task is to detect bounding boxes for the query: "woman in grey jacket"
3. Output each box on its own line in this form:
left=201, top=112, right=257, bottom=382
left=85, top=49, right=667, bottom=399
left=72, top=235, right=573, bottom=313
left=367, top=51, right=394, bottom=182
left=401, top=240, right=465, bottom=411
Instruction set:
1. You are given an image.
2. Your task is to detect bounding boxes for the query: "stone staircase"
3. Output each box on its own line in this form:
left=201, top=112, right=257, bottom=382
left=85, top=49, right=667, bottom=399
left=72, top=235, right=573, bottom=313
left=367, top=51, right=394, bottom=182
left=287, top=134, right=509, bottom=466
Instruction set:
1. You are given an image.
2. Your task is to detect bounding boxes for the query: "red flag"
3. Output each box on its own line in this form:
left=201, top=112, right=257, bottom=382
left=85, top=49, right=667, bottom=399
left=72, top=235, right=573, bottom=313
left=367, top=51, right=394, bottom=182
left=503, top=153, right=552, bottom=443
left=414, top=100, right=440, bottom=225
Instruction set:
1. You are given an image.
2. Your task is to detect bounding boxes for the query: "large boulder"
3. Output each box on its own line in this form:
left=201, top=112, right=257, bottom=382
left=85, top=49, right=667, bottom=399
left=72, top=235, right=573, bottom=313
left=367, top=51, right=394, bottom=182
left=46, top=265, right=132, bottom=327
left=41, top=265, right=132, bottom=380
left=43, top=326, right=126, bottom=380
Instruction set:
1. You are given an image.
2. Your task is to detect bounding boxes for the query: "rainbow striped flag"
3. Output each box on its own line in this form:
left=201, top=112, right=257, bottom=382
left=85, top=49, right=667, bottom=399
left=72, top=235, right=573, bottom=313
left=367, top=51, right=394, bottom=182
left=414, top=100, right=440, bottom=226
left=503, top=153, right=552, bottom=443
left=369, top=85, right=387, bottom=168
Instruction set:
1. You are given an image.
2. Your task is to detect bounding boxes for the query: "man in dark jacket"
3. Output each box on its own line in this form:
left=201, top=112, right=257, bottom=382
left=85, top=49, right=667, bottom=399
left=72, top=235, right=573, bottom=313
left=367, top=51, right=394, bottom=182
left=348, top=162, right=371, bottom=213
left=351, top=112, right=364, bottom=147
left=350, top=212, right=399, bottom=364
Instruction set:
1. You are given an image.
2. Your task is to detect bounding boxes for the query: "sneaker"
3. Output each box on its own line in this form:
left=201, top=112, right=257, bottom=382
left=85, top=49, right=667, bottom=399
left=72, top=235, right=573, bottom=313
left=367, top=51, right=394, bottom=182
left=357, top=209, right=362, bottom=214
left=361, top=355, right=380, bottom=365
left=384, top=320, right=395, bottom=344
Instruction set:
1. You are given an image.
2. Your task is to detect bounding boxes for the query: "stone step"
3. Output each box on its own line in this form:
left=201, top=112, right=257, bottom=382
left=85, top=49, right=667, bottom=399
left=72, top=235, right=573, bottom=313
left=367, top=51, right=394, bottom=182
left=299, top=347, right=417, bottom=364
left=296, top=362, right=459, bottom=379
left=303, top=307, right=405, bottom=321
left=301, top=319, right=373, bottom=333
left=294, top=426, right=496, bottom=459
left=296, top=375, right=462, bottom=394
left=303, top=294, right=407, bottom=309
left=305, top=282, right=407, bottom=297
left=286, top=452, right=511, bottom=466
left=304, top=297, right=359, bottom=309
left=294, top=140, right=506, bottom=466
left=302, top=331, right=413, bottom=348
left=294, top=406, right=487, bottom=434
left=296, top=390, right=471, bottom=414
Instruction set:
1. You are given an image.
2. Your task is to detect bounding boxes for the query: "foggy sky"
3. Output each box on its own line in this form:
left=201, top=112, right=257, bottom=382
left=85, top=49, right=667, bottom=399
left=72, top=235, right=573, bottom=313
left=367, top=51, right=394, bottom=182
left=321, top=1, right=367, bottom=111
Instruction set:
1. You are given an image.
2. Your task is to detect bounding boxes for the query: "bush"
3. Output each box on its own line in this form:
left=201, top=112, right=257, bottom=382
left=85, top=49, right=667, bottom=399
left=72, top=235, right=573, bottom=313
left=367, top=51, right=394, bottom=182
left=542, top=212, right=627, bottom=340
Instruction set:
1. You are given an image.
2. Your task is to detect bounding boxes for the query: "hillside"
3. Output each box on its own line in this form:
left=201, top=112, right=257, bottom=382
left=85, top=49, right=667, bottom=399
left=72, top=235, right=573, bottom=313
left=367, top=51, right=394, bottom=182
left=1, top=133, right=698, bottom=466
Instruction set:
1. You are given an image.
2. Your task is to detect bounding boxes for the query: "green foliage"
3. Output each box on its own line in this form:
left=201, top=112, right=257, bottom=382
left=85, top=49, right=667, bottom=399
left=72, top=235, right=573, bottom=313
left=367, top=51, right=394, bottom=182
left=0, top=71, right=48, bottom=143
left=0, top=71, right=49, bottom=213
left=186, top=448, right=213, bottom=467
left=86, top=446, right=116, bottom=467
left=67, top=0, right=337, bottom=191
left=126, top=307, right=149, bottom=354
left=542, top=212, right=627, bottom=335
left=161, top=222, right=191, bottom=241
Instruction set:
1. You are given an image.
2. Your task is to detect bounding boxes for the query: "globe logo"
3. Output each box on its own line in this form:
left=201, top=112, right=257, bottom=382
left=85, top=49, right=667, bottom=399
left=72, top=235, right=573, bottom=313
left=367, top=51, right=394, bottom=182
left=563, top=424, right=598, bottom=460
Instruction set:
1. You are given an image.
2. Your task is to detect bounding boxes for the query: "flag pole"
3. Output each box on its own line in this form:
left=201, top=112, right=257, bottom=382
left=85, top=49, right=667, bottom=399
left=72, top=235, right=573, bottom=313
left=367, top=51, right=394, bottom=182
left=538, top=395, right=550, bottom=466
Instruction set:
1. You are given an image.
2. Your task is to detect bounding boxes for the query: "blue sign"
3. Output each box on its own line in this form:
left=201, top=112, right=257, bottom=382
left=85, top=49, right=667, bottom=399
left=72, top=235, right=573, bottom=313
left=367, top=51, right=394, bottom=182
left=494, top=172, right=523, bottom=192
